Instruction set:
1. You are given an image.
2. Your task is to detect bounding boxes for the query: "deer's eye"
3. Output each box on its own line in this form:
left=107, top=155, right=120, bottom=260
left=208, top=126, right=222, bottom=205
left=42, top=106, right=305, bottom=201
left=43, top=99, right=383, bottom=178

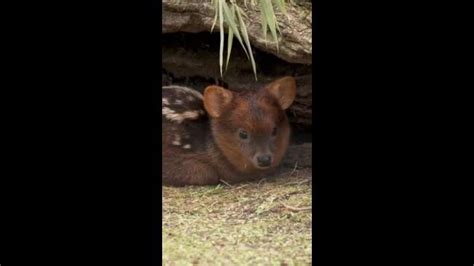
left=239, top=129, right=248, bottom=140
left=272, top=127, right=277, bottom=136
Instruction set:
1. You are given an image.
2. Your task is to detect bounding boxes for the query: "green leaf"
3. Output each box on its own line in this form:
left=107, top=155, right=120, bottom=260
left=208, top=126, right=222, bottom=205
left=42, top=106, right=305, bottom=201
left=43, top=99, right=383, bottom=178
left=222, top=0, right=250, bottom=60
left=236, top=6, right=257, bottom=80
left=218, top=0, right=224, bottom=76
left=261, top=0, right=279, bottom=51
left=226, top=27, right=234, bottom=72
left=260, top=1, right=268, bottom=46
left=225, top=5, right=235, bottom=71
left=211, top=0, right=218, bottom=33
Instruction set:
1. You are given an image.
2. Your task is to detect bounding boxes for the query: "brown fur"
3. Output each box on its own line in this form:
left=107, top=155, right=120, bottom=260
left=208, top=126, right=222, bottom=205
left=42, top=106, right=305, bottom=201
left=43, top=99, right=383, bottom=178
left=162, top=77, right=296, bottom=186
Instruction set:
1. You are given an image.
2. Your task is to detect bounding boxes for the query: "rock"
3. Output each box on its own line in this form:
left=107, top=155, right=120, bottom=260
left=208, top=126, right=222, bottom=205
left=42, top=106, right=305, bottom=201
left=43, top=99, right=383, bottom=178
left=162, top=0, right=312, bottom=65
left=282, top=142, right=312, bottom=168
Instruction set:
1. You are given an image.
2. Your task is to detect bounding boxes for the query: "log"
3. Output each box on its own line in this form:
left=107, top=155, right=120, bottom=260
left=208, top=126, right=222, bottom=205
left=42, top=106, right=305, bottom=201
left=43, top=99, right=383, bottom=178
left=162, top=0, right=312, bottom=65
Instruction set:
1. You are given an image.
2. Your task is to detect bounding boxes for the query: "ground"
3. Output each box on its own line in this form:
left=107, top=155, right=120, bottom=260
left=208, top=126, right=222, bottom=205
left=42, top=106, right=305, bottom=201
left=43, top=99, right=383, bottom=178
left=162, top=168, right=312, bottom=265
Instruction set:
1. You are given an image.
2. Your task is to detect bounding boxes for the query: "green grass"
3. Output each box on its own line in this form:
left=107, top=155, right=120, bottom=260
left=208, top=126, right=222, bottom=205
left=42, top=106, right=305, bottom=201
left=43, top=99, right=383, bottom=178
left=162, top=168, right=312, bottom=265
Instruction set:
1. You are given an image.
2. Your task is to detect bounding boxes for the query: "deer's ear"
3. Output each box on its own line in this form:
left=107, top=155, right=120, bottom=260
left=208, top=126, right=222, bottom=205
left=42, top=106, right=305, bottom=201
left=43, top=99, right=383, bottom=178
left=203, top=85, right=234, bottom=118
left=264, top=76, right=297, bottom=110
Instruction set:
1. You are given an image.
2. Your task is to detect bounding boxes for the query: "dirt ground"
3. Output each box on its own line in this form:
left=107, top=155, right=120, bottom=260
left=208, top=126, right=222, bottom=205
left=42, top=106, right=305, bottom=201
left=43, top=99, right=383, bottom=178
left=162, top=167, right=312, bottom=265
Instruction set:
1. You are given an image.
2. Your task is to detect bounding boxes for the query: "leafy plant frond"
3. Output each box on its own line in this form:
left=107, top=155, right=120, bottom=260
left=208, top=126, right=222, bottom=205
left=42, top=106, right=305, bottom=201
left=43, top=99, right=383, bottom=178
left=236, top=6, right=257, bottom=79
left=222, top=1, right=250, bottom=59
left=218, top=0, right=224, bottom=76
left=211, top=0, right=219, bottom=32
left=225, top=5, right=235, bottom=71
left=212, top=0, right=289, bottom=80
left=261, top=0, right=279, bottom=52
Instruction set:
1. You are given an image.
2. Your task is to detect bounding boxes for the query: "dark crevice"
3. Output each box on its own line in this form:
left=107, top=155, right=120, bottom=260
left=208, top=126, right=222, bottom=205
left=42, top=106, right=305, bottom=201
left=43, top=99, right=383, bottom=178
left=162, top=32, right=312, bottom=143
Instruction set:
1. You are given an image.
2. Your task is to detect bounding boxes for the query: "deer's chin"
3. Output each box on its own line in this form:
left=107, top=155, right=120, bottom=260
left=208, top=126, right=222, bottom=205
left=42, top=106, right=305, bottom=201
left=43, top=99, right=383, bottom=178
left=255, top=165, right=271, bottom=170
left=231, top=160, right=261, bottom=174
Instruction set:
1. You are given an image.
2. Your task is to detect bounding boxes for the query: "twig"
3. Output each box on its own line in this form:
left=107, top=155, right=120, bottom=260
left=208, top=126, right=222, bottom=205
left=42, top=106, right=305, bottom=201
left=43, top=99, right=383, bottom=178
left=209, top=201, right=219, bottom=208
left=285, top=179, right=311, bottom=186
left=289, top=162, right=298, bottom=176
left=235, top=184, right=250, bottom=190
left=281, top=202, right=312, bottom=211
left=219, top=179, right=234, bottom=188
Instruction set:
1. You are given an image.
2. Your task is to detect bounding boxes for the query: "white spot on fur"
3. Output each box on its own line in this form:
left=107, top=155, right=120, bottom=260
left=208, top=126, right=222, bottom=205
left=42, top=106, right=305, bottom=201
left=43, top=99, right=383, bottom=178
left=172, top=135, right=181, bottom=146
left=183, top=144, right=191, bottom=149
left=175, top=99, right=183, bottom=105
left=162, top=107, right=202, bottom=124
left=163, top=107, right=180, bottom=123
left=162, top=106, right=174, bottom=116
left=187, top=95, right=195, bottom=101
left=181, top=110, right=200, bottom=119
left=162, top=98, right=169, bottom=105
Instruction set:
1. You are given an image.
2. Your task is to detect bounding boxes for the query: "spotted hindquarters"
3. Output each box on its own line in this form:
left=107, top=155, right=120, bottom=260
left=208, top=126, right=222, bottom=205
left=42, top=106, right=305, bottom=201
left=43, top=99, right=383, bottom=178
left=162, top=85, right=209, bottom=153
left=162, top=86, right=206, bottom=123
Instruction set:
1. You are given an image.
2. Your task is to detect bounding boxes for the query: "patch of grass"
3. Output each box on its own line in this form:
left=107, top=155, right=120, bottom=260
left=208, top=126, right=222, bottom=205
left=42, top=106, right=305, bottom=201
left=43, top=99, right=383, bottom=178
left=163, top=169, right=312, bottom=265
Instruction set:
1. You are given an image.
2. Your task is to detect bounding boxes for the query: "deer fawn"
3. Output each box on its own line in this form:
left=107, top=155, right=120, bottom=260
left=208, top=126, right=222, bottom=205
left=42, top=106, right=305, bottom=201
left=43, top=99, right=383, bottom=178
left=162, top=77, right=296, bottom=186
